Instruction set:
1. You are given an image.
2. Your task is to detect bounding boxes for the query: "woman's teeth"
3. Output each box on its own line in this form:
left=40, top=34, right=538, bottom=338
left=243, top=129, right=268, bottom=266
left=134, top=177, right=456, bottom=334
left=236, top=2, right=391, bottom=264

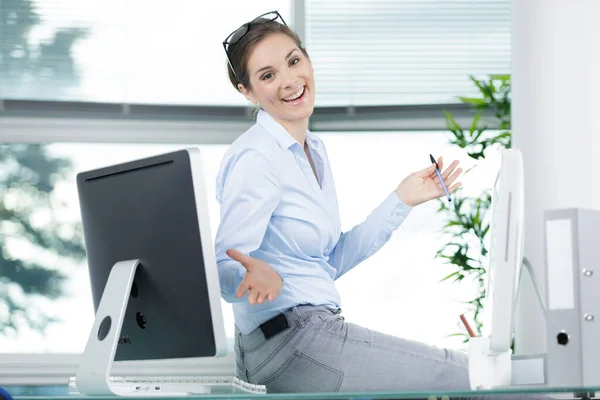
left=283, top=86, right=305, bottom=102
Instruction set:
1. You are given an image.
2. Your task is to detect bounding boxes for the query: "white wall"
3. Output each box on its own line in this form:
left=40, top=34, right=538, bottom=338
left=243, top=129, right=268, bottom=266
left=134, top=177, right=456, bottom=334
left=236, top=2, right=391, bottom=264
left=512, top=0, right=600, bottom=354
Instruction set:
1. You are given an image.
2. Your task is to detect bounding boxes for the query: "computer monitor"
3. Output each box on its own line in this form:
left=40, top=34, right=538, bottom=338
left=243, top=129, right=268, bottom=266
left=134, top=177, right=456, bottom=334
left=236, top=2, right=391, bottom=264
left=483, top=148, right=525, bottom=354
left=74, top=148, right=227, bottom=395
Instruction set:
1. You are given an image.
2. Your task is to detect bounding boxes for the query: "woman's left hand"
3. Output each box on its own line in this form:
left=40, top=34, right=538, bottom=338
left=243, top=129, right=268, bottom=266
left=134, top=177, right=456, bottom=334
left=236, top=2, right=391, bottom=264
left=395, top=156, right=462, bottom=207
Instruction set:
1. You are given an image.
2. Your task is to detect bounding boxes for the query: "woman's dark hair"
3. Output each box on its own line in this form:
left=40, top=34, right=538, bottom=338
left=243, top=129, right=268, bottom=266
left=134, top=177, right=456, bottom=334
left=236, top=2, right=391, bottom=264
left=226, top=19, right=309, bottom=92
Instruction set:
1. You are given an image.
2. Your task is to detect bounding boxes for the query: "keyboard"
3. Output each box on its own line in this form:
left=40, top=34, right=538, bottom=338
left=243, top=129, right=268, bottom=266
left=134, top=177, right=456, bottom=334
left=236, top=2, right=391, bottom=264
left=68, top=375, right=267, bottom=395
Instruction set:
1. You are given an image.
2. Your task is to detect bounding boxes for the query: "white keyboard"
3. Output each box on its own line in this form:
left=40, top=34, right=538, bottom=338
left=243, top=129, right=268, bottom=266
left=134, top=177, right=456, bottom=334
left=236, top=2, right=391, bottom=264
left=68, top=375, right=266, bottom=395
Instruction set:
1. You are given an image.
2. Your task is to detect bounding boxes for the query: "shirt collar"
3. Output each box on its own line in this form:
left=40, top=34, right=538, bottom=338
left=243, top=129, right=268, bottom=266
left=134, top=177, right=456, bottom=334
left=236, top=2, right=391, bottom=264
left=256, top=109, right=317, bottom=150
left=306, top=130, right=319, bottom=150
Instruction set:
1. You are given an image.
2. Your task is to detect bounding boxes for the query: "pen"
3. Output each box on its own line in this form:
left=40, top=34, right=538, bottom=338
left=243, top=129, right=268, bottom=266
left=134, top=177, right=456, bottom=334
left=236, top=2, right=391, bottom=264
left=460, top=313, right=476, bottom=338
left=429, top=154, right=451, bottom=202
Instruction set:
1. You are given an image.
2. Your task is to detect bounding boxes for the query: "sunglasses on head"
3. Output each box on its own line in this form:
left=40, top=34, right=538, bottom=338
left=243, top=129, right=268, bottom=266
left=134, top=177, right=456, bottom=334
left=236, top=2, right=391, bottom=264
left=222, top=10, right=288, bottom=80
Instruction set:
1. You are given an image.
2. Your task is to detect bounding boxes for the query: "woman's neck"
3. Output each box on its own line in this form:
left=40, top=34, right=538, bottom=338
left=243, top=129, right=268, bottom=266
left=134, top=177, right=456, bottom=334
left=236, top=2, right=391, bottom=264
left=275, top=117, right=309, bottom=146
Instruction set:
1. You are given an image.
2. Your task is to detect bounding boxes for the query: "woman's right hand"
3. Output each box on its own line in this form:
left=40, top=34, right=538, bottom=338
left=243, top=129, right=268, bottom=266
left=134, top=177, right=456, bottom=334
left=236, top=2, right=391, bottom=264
left=226, top=249, right=283, bottom=305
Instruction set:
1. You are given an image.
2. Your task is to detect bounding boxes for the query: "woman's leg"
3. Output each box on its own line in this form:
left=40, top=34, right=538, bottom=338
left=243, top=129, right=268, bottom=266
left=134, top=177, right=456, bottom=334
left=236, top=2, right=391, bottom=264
left=300, top=306, right=470, bottom=392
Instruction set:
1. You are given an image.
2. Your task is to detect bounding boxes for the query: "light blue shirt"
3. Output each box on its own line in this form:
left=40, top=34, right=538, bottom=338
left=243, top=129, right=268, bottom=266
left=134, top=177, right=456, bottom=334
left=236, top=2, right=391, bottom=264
left=214, top=110, right=412, bottom=334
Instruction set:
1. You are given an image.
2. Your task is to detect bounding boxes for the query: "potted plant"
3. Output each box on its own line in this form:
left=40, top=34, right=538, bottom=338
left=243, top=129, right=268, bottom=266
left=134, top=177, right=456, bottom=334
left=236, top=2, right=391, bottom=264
left=436, top=74, right=511, bottom=341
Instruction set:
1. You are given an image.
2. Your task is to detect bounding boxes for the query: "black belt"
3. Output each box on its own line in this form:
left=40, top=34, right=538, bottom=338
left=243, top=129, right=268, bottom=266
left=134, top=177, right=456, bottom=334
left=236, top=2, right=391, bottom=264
left=259, top=313, right=289, bottom=339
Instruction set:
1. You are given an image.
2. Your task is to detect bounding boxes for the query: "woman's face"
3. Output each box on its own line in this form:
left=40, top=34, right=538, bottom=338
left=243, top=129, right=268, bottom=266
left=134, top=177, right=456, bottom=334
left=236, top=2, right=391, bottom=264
left=239, top=33, right=315, bottom=124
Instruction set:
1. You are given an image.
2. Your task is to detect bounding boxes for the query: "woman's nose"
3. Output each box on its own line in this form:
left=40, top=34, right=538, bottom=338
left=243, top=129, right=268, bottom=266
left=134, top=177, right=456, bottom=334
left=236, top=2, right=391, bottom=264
left=280, top=70, right=298, bottom=88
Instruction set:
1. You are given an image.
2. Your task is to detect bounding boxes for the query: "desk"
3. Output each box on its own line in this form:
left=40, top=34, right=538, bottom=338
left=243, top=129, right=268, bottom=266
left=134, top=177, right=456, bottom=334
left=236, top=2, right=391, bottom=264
left=5, top=385, right=600, bottom=400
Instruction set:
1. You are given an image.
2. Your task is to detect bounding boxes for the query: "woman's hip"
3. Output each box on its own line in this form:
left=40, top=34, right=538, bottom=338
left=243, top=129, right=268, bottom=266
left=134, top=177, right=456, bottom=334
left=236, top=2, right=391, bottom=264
left=234, top=305, right=470, bottom=393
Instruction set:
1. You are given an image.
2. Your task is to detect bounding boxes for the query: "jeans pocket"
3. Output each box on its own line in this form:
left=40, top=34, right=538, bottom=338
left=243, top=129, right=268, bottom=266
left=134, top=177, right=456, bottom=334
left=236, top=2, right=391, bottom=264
left=309, top=313, right=336, bottom=331
left=259, top=350, right=343, bottom=393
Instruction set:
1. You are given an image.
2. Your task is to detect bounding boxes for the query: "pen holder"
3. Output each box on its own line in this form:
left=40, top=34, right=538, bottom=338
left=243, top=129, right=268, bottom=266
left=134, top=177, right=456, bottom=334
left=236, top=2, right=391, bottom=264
left=468, top=337, right=512, bottom=390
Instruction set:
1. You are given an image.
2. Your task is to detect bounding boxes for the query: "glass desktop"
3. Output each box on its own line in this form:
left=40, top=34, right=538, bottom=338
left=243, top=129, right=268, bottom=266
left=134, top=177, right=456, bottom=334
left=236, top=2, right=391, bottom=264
left=6, top=384, right=600, bottom=400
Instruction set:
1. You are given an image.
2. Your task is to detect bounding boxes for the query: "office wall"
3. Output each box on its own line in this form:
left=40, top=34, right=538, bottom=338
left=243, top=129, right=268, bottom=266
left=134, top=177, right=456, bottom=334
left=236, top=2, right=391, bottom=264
left=512, top=0, right=600, bottom=354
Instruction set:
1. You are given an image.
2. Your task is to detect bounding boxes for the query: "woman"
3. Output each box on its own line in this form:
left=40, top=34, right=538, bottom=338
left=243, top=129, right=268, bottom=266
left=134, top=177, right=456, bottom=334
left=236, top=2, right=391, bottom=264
left=215, top=11, right=464, bottom=393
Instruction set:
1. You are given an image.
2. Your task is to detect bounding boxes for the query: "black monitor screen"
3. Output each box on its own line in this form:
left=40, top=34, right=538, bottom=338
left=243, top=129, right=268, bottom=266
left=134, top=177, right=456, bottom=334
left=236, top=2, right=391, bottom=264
left=77, top=150, right=216, bottom=361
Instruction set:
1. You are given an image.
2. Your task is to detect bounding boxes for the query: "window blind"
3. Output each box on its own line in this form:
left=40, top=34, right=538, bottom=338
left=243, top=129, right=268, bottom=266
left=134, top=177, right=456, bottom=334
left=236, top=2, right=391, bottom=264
left=1, top=0, right=510, bottom=107
left=305, top=0, right=511, bottom=106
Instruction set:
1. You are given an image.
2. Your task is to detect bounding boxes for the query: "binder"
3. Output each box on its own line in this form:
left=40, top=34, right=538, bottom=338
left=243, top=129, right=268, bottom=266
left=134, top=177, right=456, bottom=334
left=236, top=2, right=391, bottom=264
left=544, top=208, right=600, bottom=387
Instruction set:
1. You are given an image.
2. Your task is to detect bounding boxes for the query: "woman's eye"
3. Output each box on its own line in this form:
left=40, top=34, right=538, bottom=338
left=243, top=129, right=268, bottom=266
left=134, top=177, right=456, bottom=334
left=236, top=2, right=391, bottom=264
left=290, top=57, right=300, bottom=66
left=261, top=72, right=274, bottom=81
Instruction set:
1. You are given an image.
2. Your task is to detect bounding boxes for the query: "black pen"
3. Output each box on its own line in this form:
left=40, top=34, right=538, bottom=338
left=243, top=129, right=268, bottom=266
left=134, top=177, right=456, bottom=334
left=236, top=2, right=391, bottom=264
left=430, top=154, right=451, bottom=202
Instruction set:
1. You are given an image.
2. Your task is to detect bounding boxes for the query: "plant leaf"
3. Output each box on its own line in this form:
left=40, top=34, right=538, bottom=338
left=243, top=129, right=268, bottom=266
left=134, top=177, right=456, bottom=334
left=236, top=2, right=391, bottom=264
left=458, top=96, right=485, bottom=107
left=436, top=74, right=512, bottom=345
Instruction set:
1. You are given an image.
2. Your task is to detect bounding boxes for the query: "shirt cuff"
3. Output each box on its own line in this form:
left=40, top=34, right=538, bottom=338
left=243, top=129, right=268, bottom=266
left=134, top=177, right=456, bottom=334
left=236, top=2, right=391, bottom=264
left=382, top=190, right=413, bottom=230
left=232, top=264, right=247, bottom=301
left=218, top=260, right=247, bottom=301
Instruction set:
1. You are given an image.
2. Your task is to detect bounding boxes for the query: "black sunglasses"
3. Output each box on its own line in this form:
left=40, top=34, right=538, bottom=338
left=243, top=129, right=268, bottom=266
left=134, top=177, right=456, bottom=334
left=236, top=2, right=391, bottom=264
left=222, top=10, right=288, bottom=80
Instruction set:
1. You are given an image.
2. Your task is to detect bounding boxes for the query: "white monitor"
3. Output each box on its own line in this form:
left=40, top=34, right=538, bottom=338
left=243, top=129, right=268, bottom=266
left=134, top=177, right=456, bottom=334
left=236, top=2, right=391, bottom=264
left=483, top=148, right=525, bottom=354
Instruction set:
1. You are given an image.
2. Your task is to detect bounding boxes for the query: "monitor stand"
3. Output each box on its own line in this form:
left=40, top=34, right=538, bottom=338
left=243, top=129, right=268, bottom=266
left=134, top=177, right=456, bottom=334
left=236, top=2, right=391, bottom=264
left=75, top=259, right=204, bottom=397
left=76, top=259, right=139, bottom=395
left=468, top=257, right=547, bottom=390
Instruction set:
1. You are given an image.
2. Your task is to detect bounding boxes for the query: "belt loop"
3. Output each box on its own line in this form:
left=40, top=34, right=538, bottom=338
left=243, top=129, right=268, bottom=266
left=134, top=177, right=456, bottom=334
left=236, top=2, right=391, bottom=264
left=292, top=306, right=306, bottom=327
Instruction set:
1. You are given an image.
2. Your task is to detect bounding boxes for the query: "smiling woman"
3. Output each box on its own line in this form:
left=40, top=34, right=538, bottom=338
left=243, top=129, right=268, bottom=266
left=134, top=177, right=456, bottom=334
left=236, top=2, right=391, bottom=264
left=237, top=34, right=313, bottom=117
left=215, top=10, right=468, bottom=395
left=224, top=12, right=315, bottom=144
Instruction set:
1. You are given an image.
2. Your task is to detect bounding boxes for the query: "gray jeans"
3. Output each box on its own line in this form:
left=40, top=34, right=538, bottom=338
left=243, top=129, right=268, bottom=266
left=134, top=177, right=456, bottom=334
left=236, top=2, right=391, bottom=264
left=234, top=304, right=471, bottom=393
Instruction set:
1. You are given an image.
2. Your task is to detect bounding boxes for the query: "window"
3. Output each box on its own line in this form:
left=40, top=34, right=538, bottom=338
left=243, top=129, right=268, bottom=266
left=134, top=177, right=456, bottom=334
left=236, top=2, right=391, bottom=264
left=2, top=0, right=510, bottom=108
left=0, top=0, right=291, bottom=104
left=321, top=131, right=501, bottom=347
left=0, top=133, right=500, bottom=353
left=0, top=143, right=231, bottom=352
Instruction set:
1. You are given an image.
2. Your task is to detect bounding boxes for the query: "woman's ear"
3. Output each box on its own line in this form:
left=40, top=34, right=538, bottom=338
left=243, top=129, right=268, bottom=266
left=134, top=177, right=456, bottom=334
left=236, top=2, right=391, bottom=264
left=238, top=84, right=257, bottom=105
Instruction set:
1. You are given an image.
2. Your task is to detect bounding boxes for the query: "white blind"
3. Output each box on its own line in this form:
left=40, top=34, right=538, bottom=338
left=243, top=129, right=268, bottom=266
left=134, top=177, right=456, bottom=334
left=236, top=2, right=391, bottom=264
left=306, top=0, right=511, bottom=106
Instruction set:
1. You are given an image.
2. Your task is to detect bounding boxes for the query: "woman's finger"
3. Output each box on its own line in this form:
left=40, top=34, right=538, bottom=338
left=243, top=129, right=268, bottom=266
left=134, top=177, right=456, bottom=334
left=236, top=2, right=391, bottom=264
left=226, top=249, right=252, bottom=268
left=235, top=279, right=250, bottom=298
left=247, top=288, right=259, bottom=305
left=256, top=292, right=267, bottom=305
left=448, top=182, right=462, bottom=193
left=417, top=163, right=437, bottom=178
left=441, top=160, right=460, bottom=180
left=445, top=168, right=463, bottom=188
left=267, top=288, right=280, bottom=302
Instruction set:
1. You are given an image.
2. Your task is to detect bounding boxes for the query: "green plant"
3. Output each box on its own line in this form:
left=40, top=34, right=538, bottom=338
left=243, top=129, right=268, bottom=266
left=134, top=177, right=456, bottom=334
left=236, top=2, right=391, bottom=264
left=436, top=74, right=511, bottom=341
